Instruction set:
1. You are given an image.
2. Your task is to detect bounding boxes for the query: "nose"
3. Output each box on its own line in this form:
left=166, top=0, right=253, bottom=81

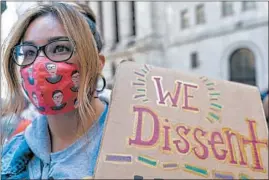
left=34, top=51, right=48, bottom=62
left=37, top=49, right=46, bottom=57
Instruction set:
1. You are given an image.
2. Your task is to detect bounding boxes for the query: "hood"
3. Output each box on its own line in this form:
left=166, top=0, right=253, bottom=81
left=24, top=115, right=51, bottom=163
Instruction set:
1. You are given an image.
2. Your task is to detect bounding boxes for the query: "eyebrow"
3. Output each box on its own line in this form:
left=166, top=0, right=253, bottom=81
left=22, top=36, right=69, bottom=45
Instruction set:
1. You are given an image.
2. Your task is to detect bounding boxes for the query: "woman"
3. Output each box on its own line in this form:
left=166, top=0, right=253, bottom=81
left=1, top=2, right=110, bottom=179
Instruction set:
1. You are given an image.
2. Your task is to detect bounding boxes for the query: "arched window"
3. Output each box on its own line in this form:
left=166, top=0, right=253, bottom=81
left=229, top=48, right=256, bottom=86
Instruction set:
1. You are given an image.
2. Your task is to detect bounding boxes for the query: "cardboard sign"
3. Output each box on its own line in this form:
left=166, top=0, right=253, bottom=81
left=95, top=62, right=268, bottom=179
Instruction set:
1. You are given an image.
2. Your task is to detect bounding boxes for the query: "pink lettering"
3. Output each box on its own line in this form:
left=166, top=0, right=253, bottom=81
left=208, top=131, right=227, bottom=160
left=129, top=106, right=160, bottom=147
left=182, top=83, right=199, bottom=112
left=243, top=120, right=268, bottom=171
left=152, top=76, right=182, bottom=107
left=173, top=125, right=191, bottom=154
left=224, top=129, right=248, bottom=166
left=162, top=119, right=171, bottom=151
left=192, top=128, right=209, bottom=159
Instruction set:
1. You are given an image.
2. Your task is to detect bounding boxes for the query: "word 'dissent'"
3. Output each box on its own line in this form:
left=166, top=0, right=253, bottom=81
left=152, top=76, right=199, bottom=113
left=128, top=106, right=268, bottom=172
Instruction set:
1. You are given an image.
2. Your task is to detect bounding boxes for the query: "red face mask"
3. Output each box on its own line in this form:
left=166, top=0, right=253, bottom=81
left=20, top=58, right=80, bottom=115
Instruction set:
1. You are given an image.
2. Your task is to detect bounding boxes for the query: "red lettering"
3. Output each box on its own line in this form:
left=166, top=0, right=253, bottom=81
left=129, top=106, right=160, bottom=147
left=242, top=120, right=268, bottom=171
left=182, top=83, right=199, bottom=112
left=223, top=128, right=248, bottom=166
left=208, top=131, right=227, bottom=160
left=162, top=119, right=171, bottom=151
left=192, top=128, right=209, bottom=159
left=173, top=125, right=191, bottom=154
left=152, top=76, right=183, bottom=107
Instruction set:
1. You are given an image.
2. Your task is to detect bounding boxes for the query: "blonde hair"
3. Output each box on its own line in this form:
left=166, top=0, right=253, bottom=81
left=1, top=2, right=100, bottom=123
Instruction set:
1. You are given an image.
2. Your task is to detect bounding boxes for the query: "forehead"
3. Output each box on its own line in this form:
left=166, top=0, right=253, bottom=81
left=23, top=14, right=67, bottom=46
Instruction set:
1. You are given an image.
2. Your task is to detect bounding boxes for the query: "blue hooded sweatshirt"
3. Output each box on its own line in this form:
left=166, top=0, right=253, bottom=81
left=1, top=96, right=109, bottom=179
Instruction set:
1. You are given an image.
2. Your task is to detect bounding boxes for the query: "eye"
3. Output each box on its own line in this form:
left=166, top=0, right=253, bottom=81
left=53, top=45, right=70, bottom=54
left=25, top=50, right=36, bottom=57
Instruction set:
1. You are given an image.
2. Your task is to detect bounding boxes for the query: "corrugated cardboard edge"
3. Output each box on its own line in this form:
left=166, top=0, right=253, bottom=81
left=93, top=60, right=136, bottom=179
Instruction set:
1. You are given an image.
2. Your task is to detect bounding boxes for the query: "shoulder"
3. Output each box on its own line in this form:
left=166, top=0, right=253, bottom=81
left=2, top=133, right=26, bottom=175
left=2, top=132, right=26, bottom=157
left=2, top=132, right=33, bottom=178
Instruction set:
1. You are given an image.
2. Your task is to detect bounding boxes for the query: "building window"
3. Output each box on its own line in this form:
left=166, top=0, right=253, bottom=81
left=131, top=1, right=136, bottom=36
left=181, top=9, right=189, bottom=29
left=196, top=4, right=205, bottom=25
left=230, top=48, right=256, bottom=86
left=222, top=2, right=233, bottom=17
left=191, top=52, right=199, bottom=69
left=98, top=2, right=104, bottom=38
left=242, top=2, right=256, bottom=11
left=113, top=1, right=119, bottom=44
left=1, top=1, right=7, bottom=14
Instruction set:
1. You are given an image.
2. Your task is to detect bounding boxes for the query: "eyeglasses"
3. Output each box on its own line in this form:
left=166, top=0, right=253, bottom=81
left=12, top=39, right=75, bottom=66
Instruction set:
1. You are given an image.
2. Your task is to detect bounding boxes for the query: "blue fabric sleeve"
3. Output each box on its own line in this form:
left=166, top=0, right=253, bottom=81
left=2, top=133, right=25, bottom=157
left=1, top=133, right=32, bottom=179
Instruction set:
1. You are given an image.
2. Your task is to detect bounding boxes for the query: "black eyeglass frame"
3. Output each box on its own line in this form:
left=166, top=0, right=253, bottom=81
left=12, top=39, right=76, bottom=67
